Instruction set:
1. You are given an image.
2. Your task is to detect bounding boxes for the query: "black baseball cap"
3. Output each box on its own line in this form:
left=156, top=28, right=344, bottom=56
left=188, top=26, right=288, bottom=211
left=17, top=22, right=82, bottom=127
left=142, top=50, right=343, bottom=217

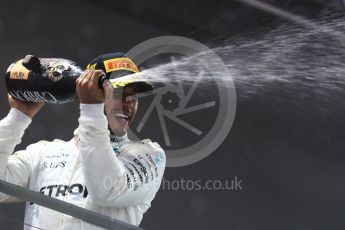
left=86, top=52, right=153, bottom=93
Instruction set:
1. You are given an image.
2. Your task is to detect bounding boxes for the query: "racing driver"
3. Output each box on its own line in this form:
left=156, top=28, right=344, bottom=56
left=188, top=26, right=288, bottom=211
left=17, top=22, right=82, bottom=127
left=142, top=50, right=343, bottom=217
left=0, top=52, right=166, bottom=229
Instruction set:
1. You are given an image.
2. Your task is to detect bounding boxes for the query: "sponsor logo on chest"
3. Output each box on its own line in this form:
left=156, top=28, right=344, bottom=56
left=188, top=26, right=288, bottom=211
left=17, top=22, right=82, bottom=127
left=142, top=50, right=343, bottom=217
left=40, top=183, right=88, bottom=198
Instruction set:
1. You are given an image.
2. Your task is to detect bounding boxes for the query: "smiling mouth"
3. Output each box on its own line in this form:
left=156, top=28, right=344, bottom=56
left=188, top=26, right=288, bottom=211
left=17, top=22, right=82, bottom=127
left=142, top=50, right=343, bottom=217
left=114, top=113, right=129, bottom=122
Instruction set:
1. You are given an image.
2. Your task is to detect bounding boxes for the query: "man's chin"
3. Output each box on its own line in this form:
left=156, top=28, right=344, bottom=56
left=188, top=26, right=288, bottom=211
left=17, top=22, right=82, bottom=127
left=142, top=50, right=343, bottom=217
left=109, top=127, right=128, bottom=137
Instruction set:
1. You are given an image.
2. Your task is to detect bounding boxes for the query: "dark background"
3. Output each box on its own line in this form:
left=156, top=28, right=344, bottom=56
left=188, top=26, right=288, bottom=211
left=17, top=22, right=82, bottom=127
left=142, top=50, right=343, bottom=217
left=1, top=0, right=345, bottom=229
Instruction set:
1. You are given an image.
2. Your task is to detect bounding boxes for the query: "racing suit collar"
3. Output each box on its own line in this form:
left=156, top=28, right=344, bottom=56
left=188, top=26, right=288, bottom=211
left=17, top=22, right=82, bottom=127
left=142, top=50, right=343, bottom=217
left=73, top=128, right=129, bottom=143
left=110, top=133, right=129, bottom=143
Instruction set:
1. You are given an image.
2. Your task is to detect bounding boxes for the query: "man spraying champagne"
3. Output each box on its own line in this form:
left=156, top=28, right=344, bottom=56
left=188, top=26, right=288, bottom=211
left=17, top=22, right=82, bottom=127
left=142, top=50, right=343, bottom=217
left=0, top=52, right=166, bottom=229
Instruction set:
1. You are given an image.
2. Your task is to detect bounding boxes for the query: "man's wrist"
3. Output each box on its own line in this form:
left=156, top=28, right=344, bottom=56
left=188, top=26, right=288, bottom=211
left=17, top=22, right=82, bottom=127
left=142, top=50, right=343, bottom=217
left=6, top=108, right=32, bottom=129
left=80, top=103, right=105, bottom=119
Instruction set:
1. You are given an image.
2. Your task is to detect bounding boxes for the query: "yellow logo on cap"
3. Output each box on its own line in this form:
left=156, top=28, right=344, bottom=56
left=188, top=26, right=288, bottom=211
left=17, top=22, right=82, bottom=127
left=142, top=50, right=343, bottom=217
left=104, top=58, right=139, bottom=73
left=109, top=79, right=136, bottom=88
left=86, top=63, right=96, bottom=70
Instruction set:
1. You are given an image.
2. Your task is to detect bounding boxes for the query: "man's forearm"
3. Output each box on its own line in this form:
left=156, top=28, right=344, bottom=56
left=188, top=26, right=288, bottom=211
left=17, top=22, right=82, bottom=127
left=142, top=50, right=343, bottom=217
left=0, top=108, right=31, bottom=157
left=0, top=108, right=31, bottom=202
left=78, top=103, right=128, bottom=205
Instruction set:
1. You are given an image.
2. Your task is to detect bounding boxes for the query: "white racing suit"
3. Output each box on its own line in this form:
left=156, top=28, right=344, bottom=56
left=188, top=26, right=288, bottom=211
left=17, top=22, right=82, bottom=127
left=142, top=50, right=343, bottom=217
left=0, top=104, right=166, bottom=229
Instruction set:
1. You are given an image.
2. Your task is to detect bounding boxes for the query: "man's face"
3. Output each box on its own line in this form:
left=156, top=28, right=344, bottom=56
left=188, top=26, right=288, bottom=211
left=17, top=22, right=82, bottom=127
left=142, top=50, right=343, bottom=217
left=105, top=85, right=138, bottom=136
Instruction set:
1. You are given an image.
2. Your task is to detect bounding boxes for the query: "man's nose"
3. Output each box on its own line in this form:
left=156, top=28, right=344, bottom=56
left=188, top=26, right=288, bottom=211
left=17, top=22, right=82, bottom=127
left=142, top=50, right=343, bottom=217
left=122, top=96, right=135, bottom=108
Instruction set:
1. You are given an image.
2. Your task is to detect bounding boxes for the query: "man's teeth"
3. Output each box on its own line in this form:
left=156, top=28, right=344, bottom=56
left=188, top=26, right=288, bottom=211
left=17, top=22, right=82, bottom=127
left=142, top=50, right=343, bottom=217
left=114, top=113, right=129, bottom=120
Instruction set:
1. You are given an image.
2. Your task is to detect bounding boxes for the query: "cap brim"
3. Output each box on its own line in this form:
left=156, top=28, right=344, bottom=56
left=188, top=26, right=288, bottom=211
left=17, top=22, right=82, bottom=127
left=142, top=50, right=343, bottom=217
left=108, top=79, right=154, bottom=93
left=108, top=70, right=153, bottom=93
left=129, top=81, right=154, bottom=93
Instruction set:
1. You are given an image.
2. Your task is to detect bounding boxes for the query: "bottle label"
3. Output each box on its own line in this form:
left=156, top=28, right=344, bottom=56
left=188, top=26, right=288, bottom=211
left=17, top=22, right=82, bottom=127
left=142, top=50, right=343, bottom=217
left=9, top=90, right=58, bottom=103
left=7, top=61, right=30, bottom=80
left=42, top=61, right=73, bottom=82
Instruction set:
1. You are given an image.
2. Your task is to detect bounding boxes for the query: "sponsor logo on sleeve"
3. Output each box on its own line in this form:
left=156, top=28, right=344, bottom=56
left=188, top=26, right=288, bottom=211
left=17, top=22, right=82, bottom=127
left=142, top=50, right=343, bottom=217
left=133, top=158, right=149, bottom=183
left=129, top=163, right=144, bottom=183
left=146, top=154, right=159, bottom=177
left=126, top=175, right=133, bottom=189
left=138, top=154, right=154, bottom=180
left=124, top=163, right=140, bottom=190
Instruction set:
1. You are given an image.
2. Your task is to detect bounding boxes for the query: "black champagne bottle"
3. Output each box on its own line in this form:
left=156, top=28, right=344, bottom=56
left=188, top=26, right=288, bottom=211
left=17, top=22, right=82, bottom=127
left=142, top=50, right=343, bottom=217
left=5, top=55, right=83, bottom=103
